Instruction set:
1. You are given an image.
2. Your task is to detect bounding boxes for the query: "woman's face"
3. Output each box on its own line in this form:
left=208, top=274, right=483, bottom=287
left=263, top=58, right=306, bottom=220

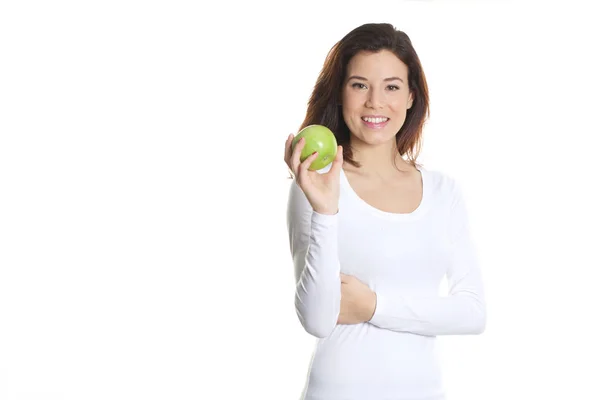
left=341, top=50, right=414, bottom=147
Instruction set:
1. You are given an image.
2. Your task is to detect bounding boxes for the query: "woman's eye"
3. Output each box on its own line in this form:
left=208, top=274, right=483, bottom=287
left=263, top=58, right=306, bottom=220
left=352, top=83, right=367, bottom=89
left=387, top=85, right=400, bottom=91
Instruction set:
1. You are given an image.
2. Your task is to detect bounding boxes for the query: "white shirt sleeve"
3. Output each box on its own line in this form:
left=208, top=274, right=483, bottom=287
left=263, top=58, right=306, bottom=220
left=368, top=180, right=487, bottom=336
left=286, top=180, right=341, bottom=338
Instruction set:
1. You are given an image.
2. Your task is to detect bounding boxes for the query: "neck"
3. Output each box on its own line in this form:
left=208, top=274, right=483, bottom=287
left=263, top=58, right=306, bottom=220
left=346, top=139, right=413, bottom=178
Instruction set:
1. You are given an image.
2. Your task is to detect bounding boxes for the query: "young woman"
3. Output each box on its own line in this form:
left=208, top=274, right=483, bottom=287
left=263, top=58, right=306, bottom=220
left=284, top=23, right=486, bottom=400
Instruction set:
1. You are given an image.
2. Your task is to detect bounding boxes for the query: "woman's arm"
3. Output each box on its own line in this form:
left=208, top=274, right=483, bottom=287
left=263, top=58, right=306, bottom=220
left=368, top=181, right=487, bottom=336
left=286, top=180, right=341, bottom=338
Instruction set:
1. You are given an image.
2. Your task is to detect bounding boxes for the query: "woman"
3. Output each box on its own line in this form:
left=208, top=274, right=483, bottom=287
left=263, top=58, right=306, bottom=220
left=284, top=23, right=486, bottom=400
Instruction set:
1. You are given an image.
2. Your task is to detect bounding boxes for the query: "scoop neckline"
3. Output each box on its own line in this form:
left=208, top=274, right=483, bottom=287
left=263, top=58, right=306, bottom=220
left=340, top=165, right=430, bottom=220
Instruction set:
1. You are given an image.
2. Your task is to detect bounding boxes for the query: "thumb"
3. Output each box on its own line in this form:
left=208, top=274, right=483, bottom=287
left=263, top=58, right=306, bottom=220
left=330, top=145, right=344, bottom=175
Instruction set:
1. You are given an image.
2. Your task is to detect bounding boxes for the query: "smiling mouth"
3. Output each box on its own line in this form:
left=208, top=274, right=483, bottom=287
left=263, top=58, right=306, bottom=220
left=361, top=116, right=389, bottom=123
left=361, top=117, right=390, bottom=129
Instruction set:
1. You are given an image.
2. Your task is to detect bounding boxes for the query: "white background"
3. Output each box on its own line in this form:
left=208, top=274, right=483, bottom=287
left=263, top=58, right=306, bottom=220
left=1, top=0, right=599, bottom=399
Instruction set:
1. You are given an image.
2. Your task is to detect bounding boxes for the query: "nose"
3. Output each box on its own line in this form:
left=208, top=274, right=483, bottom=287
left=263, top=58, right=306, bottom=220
left=365, top=88, right=384, bottom=109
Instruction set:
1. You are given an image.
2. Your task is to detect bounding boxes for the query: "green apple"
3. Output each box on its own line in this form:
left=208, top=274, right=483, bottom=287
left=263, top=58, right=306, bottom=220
left=291, top=124, right=338, bottom=171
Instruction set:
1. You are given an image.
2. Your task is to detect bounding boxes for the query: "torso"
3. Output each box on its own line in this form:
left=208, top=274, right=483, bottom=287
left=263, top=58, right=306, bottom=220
left=342, top=164, right=423, bottom=214
left=298, top=166, right=453, bottom=399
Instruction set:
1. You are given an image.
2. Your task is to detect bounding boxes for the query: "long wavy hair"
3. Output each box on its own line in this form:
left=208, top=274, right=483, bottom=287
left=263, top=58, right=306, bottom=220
left=299, top=23, right=430, bottom=169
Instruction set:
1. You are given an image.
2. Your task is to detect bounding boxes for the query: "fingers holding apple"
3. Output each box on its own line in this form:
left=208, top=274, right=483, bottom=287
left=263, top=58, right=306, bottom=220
left=285, top=125, right=342, bottom=215
left=285, top=125, right=339, bottom=175
left=298, top=149, right=321, bottom=178
left=329, top=144, right=344, bottom=176
left=291, top=125, right=339, bottom=171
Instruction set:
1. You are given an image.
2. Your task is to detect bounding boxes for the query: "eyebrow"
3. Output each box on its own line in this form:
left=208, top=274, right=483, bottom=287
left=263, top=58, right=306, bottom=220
left=347, top=75, right=405, bottom=83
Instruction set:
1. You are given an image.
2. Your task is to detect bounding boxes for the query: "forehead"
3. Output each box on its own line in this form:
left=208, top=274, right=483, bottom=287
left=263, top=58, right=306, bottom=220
left=346, top=50, right=409, bottom=79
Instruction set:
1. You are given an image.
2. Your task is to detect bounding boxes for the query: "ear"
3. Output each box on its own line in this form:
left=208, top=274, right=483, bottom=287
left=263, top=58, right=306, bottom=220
left=407, top=91, right=414, bottom=110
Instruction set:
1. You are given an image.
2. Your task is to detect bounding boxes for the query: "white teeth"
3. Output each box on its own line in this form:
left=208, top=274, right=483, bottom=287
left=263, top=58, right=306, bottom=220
left=362, top=117, right=389, bottom=123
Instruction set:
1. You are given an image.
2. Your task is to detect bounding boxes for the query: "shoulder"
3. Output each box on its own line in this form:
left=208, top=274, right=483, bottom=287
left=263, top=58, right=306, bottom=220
left=421, top=166, right=473, bottom=237
left=422, top=166, right=464, bottom=199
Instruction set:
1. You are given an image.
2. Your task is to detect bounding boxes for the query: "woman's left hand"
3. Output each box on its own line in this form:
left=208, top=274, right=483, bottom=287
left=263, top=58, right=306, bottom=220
left=337, top=273, right=377, bottom=325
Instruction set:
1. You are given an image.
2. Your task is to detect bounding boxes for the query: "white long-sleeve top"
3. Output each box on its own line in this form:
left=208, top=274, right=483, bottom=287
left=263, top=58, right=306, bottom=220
left=286, top=165, right=486, bottom=400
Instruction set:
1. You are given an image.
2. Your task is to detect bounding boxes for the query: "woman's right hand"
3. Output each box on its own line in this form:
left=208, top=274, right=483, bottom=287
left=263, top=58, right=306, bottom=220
left=284, top=133, right=344, bottom=215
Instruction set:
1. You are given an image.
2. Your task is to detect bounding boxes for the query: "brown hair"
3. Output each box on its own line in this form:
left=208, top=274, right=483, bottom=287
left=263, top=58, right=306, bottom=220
left=299, top=23, right=430, bottom=169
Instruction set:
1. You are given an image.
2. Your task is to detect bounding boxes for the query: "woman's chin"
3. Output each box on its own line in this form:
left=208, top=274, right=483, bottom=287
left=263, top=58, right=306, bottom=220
left=355, top=132, right=397, bottom=147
